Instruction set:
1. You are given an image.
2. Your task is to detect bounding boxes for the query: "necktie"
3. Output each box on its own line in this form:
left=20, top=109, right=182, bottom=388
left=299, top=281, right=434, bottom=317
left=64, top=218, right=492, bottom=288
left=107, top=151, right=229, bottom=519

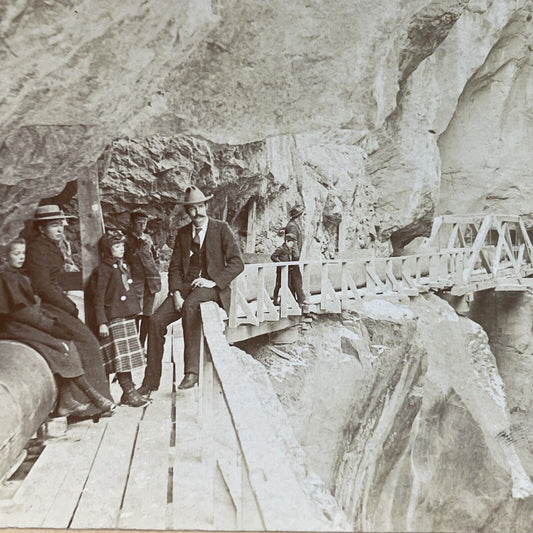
left=193, top=227, right=201, bottom=246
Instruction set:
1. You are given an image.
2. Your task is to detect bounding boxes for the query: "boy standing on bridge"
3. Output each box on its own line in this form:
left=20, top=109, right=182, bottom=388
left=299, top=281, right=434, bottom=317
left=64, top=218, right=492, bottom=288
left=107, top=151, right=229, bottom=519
left=271, top=233, right=305, bottom=306
left=138, top=186, right=244, bottom=393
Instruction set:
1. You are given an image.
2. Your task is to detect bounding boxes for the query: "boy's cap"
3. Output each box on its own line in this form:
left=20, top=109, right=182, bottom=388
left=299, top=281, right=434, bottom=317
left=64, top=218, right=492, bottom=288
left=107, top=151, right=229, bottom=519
left=130, top=209, right=150, bottom=222
left=285, top=233, right=297, bottom=242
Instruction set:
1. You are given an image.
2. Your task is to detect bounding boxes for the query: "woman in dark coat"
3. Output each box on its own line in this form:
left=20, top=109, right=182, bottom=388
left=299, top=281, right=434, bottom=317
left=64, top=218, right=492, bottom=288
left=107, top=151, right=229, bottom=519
left=0, top=238, right=115, bottom=417
left=23, top=205, right=114, bottom=415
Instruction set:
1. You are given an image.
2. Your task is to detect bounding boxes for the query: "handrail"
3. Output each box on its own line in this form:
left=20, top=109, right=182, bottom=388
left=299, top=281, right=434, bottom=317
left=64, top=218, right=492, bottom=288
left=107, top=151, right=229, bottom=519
left=200, top=302, right=348, bottom=531
left=227, top=214, right=533, bottom=333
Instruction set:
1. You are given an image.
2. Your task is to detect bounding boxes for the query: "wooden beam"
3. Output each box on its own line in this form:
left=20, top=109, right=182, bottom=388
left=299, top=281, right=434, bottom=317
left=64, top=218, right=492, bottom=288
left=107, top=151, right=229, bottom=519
left=338, top=220, right=346, bottom=253
left=77, top=165, right=104, bottom=284
left=245, top=199, right=257, bottom=254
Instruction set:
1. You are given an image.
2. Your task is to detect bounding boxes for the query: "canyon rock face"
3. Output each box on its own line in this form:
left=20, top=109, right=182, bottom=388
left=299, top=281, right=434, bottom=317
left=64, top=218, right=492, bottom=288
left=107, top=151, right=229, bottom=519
left=248, top=295, right=533, bottom=532
left=438, top=4, right=533, bottom=224
left=1, top=0, right=531, bottom=252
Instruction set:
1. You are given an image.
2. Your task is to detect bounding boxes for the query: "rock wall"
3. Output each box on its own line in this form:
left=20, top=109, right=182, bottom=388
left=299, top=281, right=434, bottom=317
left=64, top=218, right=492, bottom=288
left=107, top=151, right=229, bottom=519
left=438, top=4, right=533, bottom=223
left=247, top=295, right=533, bottom=532
left=1, top=1, right=530, bottom=252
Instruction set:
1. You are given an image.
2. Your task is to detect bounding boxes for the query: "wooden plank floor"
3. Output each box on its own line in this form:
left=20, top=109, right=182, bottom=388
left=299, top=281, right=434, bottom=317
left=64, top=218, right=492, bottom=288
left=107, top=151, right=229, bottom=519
left=0, top=325, right=212, bottom=530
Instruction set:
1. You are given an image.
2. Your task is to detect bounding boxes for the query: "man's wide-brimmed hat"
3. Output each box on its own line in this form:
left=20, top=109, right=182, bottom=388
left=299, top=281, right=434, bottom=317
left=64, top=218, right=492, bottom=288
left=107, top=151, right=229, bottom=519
left=289, top=204, right=304, bottom=219
left=179, top=185, right=213, bottom=206
left=33, top=204, right=76, bottom=223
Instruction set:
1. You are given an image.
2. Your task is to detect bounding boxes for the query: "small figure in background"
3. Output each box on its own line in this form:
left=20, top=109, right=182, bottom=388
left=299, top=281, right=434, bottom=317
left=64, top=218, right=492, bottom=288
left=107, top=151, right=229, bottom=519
left=93, top=231, right=149, bottom=408
left=124, top=210, right=161, bottom=347
left=271, top=233, right=306, bottom=306
left=284, top=203, right=305, bottom=256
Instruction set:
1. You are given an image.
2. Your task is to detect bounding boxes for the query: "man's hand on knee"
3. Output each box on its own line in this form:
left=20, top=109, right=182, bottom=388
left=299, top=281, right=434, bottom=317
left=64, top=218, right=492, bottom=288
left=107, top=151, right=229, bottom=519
left=172, top=291, right=185, bottom=311
left=191, top=277, right=216, bottom=289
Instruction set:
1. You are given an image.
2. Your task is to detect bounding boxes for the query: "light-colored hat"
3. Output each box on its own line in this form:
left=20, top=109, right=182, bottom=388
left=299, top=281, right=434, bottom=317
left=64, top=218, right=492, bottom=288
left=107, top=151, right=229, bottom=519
left=33, top=205, right=76, bottom=223
left=179, top=185, right=213, bottom=205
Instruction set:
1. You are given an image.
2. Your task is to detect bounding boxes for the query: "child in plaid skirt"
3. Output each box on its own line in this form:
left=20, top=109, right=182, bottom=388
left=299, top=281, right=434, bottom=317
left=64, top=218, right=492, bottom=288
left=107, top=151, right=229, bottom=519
left=94, top=231, right=149, bottom=407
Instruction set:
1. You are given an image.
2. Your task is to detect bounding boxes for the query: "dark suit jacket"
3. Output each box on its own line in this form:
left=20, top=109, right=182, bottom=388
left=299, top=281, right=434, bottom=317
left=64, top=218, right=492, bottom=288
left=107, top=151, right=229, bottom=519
left=285, top=219, right=303, bottom=254
left=168, top=218, right=244, bottom=311
left=124, top=231, right=161, bottom=294
left=24, top=233, right=78, bottom=317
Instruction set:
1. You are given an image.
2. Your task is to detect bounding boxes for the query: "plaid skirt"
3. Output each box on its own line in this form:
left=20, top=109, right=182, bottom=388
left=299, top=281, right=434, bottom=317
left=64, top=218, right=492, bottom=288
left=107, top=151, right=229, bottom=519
left=100, top=317, right=145, bottom=374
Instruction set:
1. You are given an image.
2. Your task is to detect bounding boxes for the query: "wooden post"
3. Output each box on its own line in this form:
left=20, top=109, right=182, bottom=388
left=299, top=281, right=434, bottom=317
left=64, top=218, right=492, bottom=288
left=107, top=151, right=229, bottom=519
left=245, top=199, right=257, bottom=254
left=77, top=166, right=104, bottom=284
left=338, top=220, right=346, bottom=253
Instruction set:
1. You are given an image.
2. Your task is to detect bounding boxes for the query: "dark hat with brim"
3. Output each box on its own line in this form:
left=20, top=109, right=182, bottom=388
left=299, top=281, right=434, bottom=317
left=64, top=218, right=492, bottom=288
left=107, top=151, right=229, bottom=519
left=33, top=204, right=76, bottom=223
left=289, top=204, right=304, bottom=219
left=179, top=185, right=213, bottom=205
left=285, top=233, right=298, bottom=242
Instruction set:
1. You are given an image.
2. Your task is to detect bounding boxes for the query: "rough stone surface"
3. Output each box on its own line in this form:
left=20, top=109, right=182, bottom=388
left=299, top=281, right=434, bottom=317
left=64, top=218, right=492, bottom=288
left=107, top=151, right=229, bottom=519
left=98, top=133, right=385, bottom=258
left=1, top=0, right=529, bottom=252
left=438, top=4, right=533, bottom=223
left=247, top=295, right=533, bottom=532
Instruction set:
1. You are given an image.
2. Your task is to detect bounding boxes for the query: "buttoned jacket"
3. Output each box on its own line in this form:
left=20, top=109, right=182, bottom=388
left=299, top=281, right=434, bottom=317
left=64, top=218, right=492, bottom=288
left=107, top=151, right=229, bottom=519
left=168, top=218, right=244, bottom=311
left=93, top=258, right=140, bottom=325
left=24, top=233, right=78, bottom=317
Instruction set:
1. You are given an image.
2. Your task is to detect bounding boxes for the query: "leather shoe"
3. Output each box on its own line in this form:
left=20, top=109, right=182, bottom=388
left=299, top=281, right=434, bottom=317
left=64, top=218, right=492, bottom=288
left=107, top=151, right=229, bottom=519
left=177, top=373, right=198, bottom=390
left=137, top=384, right=158, bottom=396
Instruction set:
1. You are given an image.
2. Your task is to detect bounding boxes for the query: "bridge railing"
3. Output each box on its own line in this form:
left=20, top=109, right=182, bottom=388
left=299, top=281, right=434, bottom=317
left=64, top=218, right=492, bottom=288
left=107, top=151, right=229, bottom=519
left=427, top=214, right=533, bottom=284
left=226, top=215, right=533, bottom=334
left=227, top=249, right=476, bottom=330
left=199, top=302, right=345, bottom=531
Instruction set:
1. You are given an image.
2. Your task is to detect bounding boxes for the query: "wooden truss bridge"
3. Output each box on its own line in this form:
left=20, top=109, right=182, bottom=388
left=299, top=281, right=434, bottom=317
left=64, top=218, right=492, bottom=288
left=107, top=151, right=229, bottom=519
left=1, top=213, right=532, bottom=530
left=226, top=214, right=533, bottom=341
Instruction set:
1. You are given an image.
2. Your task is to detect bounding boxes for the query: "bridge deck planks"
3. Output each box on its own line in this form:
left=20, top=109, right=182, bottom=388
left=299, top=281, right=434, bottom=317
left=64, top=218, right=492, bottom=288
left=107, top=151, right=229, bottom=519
left=41, top=422, right=108, bottom=528
left=118, top=362, right=174, bottom=530
left=0, top=424, right=94, bottom=527
left=69, top=405, right=143, bottom=529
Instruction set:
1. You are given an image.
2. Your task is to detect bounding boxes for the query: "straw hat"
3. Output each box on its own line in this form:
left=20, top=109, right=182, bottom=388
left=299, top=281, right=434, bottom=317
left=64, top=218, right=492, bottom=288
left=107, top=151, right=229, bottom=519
left=33, top=205, right=76, bottom=223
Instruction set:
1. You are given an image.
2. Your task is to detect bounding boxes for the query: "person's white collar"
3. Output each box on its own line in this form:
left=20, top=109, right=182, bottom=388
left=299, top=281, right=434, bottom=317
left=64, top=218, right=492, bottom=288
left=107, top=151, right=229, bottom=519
left=192, top=218, right=209, bottom=247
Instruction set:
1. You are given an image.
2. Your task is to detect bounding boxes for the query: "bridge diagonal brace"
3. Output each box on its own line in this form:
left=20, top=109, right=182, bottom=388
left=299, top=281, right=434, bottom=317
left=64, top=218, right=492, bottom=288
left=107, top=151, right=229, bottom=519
left=235, top=286, right=260, bottom=327
left=463, top=215, right=492, bottom=283
left=341, top=264, right=363, bottom=306
left=519, top=219, right=533, bottom=266
left=321, top=265, right=342, bottom=313
left=495, top=220, right=521, bottom=278
left=280, top=266, right=301, bottom=318
left=260, top=288, right=279, bottom=321
left=365, top=261, right=385, bottom=295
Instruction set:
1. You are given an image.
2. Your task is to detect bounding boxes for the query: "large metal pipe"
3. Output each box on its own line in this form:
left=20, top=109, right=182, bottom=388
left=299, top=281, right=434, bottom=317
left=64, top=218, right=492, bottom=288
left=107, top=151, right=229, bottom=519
left=0, top=341, right=56, bottom=481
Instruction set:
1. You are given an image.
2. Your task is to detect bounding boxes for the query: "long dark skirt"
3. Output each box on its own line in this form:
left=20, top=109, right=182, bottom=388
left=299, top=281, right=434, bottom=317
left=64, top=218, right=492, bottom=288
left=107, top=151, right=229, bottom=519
left=42, top=303, right=112, bottom=415
left=0, top=321, right=84, bottom=378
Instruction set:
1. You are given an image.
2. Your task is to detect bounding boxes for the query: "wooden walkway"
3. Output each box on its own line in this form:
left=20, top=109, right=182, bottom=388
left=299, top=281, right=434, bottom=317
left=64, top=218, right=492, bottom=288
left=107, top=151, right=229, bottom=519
left=2, top=212, right=532, bottom=529
left=0, top=327, right=220, bottom=530
left=225, top=214, right=533, bottom=341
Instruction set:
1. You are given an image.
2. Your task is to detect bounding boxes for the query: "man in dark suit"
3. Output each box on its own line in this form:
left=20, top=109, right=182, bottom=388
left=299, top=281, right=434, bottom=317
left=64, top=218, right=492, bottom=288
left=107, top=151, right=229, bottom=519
left=138, top=186, right=244, bottom=392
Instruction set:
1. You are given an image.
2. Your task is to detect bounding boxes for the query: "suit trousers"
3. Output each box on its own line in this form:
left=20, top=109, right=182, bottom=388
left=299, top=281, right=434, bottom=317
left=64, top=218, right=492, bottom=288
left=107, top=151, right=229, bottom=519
left=142, top=285, right=219, bottom=389
left=272, top=265, right=305, bottom=304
